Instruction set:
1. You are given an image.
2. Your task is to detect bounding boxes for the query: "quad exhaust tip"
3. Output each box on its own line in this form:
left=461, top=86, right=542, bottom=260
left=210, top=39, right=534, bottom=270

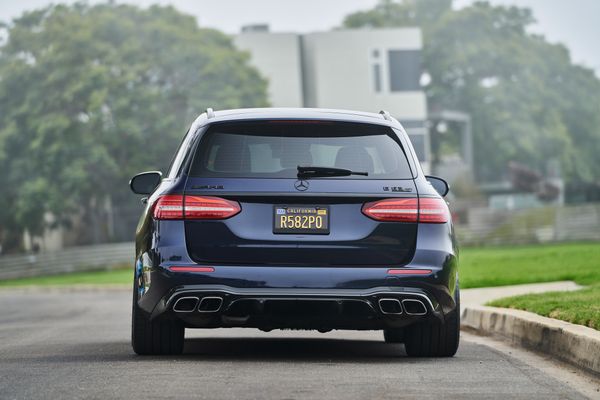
left=402, top=299, right=428, bottom=316
left=173, top=296, right=199, bottom=313
left=378, top=298, right=403, bottom=314
left=173, top=296, right=223, bottom=313
left=198, top=296, right=223, bottom=313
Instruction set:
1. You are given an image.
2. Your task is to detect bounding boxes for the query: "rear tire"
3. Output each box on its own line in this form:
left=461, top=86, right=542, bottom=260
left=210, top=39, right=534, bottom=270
left=131, top=278, right=184, bottom=355
left=403, top=287, right=460, bottom=357
left=383, top=328, right=404, bottom=343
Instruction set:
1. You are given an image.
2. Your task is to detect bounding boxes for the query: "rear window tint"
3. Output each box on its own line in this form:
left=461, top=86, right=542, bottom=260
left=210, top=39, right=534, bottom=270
left=189, top=121, right=413, bottom=179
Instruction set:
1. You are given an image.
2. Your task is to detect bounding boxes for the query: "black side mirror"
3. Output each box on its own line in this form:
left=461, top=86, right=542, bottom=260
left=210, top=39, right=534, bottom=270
left=425, top=175, right=449, bottom=197
left=130, top=171, right=162, bottom=195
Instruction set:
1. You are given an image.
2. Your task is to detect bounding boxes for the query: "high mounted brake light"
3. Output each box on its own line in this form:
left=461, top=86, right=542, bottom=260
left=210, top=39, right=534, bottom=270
left=266, top=120, right=334, bottom=124
left=152, top=195, right=241, bottom=220
left=362, top=198, right=449, bottom=223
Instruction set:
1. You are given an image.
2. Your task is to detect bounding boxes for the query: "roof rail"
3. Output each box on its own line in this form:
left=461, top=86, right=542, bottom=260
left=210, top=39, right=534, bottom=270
left=379, top=110, right=392, bottom=121
left=206, top=107, right=215, bottom=119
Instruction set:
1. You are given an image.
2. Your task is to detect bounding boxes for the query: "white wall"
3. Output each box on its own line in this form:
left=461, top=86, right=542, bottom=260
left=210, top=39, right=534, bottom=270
left=234, top=33, right=304, bottom=108
left=233, top=28, right=430, bottom=172
left=301, top=28, right=426, bottom=120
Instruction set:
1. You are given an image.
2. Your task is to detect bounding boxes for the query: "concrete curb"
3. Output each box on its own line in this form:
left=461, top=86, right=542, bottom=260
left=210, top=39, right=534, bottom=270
left=462, top=305, right=600, bottom=377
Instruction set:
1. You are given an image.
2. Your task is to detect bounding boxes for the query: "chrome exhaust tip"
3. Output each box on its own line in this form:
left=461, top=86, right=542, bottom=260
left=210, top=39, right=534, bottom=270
left=378, top=298, right=403, bottom=314
left=173, top=296, right=199, bottom=313
left=198, top=296, right=223, bottom=313
left=402, top=299, right=428, bottom=316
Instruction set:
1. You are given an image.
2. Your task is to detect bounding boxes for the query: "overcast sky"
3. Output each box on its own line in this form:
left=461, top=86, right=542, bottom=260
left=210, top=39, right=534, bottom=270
left=1, top=0, right=599, bottom=74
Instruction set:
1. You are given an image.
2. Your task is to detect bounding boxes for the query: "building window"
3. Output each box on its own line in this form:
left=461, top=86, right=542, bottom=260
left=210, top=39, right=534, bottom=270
left=388, top=50, right=421, bottom=92
left=371, top=48, right=383, bottom=93
left=373, top=64, right=382, bottom=93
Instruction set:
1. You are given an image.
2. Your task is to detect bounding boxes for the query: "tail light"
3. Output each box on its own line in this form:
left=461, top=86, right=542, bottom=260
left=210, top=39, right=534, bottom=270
left=418, top=198, right=450, bottom=223
left=153, top=195, right=184, bottom=220
left=152, top=195, right=240, bottom=220
left=184, top=196, right=241, bottom=219
left=362, top=198, right=449, bottom=223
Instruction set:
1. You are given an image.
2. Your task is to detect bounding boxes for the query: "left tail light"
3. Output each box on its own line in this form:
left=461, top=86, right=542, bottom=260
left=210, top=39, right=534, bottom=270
left=152, top=195, right=184, bottom=220
left=152, top=195, right=241, bottom=220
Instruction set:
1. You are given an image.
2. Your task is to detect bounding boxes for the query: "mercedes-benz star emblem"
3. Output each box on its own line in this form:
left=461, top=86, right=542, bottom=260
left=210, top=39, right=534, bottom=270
left=294, top=180, right=309, bottom=191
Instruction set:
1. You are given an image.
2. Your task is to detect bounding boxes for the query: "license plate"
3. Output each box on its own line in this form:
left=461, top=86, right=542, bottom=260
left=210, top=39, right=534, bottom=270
left=273, top=206, right=330, bottom=234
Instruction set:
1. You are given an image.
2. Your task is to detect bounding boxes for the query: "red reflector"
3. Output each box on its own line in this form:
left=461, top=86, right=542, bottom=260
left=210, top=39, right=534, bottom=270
left=387, top=269, right=432, bottom=275
left=152, top=195, right=240, bottom=220
left=362, top=198, right=449, bottom=223
left=168, top=266, right=215, bottom=273
left=184, top=196, right=241, bottom=220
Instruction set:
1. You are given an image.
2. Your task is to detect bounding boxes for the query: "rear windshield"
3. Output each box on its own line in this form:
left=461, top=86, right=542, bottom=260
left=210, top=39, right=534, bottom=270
left=189, top=121, right=413, bottom=179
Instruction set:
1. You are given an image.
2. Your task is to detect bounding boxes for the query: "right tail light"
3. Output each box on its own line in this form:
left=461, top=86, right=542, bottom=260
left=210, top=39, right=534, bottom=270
left=362, top=198, right=449, bottom=224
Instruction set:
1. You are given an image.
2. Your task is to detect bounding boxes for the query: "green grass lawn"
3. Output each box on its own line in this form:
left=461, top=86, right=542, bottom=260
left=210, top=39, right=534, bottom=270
left=1, top=242, right=598, bottom=288
left=1, top=241, right=599, bottom=329
left=459, top=242, right=600, bottom=289
left=460, top=241, right=600, bottom=330
left=0, top=267, right=132, bottom=287
left=489, top=284, right=600, bottom=330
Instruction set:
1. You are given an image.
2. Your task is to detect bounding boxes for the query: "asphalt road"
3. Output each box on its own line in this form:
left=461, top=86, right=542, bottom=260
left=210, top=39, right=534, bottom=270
left=0, top=289, right=597, bottom=400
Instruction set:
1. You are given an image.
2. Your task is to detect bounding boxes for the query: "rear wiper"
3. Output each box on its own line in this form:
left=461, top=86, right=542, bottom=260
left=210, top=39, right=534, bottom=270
left=297, top=165, right=368, bottom=178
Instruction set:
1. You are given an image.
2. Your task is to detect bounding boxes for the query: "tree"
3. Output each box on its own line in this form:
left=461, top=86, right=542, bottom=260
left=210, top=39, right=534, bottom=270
left=0, top=3, right=268, bottom=251
left=344, top=0, right=600, bottom=192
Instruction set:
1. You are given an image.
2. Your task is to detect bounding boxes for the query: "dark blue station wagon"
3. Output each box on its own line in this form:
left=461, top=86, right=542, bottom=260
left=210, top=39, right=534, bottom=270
left=129, top=108, right=459, bottom=357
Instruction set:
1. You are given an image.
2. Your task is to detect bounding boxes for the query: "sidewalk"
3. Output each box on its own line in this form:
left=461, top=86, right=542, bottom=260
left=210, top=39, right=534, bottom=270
left=461, top=281, right=582, bottom=306
left=461, top=281, right=600, bottom=376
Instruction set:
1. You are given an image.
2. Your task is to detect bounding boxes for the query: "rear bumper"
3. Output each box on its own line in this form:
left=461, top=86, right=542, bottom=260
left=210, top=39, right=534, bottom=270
left=138, top=252, right=458, bottom=329
left=151, top=284, right=446, bottom=330
left=135, top=222, right=458, bottom=330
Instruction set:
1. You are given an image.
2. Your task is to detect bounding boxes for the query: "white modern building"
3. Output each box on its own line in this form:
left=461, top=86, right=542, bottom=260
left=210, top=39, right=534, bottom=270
left=234, top=26, right=430, bottom=173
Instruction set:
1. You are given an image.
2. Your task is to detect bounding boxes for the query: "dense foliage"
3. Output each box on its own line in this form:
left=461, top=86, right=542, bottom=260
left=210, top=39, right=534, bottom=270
left=0, top=3, right=268, bottom=250
left=345, top=0, right=600, bottom=187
